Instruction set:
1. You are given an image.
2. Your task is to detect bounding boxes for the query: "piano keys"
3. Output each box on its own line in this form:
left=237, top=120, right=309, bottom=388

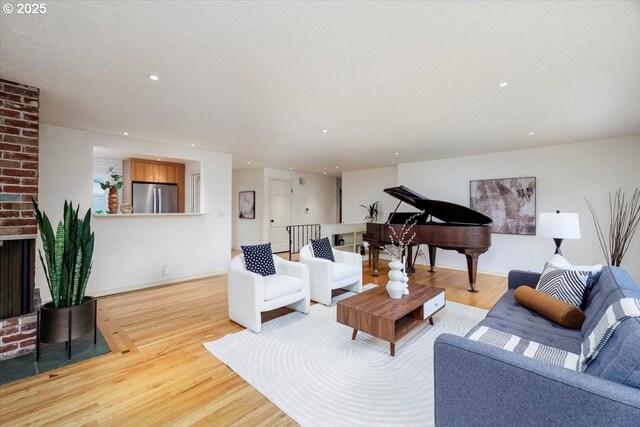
left=363, top=186, right=492, bottom=293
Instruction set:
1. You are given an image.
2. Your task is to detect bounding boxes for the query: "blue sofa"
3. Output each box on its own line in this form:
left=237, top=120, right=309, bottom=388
left=434, top=266, right=640, bottom=426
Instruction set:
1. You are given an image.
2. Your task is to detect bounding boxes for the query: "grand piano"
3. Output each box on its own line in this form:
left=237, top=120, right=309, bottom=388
left=363, top=186, right=492, bottom=292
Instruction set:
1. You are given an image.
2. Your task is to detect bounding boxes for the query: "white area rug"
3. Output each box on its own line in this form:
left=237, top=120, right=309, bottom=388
left=204, top=286, right=487, bottom=427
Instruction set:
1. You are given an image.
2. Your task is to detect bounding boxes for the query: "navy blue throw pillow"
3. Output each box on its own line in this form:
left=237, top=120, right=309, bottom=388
left=310, top=237, right=335, bottom=262
left=242, top=243, right=276, bottom=276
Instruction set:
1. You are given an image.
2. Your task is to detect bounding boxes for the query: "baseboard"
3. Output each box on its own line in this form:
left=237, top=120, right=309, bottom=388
left=35, top=269, right=230, bottom=305
left=88, top=269, right=228, bottom=299
left=375, top=252, right=507, bottom=277
left=429, top=263, right=507, bottom=278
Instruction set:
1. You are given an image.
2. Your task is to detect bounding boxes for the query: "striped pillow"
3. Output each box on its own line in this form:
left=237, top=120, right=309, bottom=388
left=535, top=263, right=592, bottom=307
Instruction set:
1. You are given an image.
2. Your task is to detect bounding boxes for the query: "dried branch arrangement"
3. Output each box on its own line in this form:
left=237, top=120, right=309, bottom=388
left=383, top=210, right=425, bottom=261
left=585, top=188, right=640, bottom=267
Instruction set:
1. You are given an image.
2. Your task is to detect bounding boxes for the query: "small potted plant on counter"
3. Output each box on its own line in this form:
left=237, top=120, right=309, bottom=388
left=95, top=167, right=123, bottom=214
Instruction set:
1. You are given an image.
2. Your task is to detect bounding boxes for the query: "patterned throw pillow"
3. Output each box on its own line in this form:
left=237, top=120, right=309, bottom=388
left=535, top=263, right=592, bottom=307
left=310, top=237, right=335, bottom=262
left=241, top=243, right=276, bottom=276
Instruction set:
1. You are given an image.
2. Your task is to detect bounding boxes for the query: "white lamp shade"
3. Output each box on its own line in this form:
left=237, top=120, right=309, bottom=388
left=538, top=212, right=581, bottom=239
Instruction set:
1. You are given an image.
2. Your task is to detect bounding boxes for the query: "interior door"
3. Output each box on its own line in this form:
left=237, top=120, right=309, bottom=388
left=270, top=179, right=293, bottom=253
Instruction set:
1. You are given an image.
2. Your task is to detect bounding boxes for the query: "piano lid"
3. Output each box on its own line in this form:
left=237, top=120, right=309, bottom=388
left=384, top=185, right=492, bottom=225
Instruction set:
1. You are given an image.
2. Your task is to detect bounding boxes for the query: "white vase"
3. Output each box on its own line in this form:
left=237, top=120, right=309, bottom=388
left=387, top=260, right=405, bottom=299
left=402, top=272, right=409, bottom=295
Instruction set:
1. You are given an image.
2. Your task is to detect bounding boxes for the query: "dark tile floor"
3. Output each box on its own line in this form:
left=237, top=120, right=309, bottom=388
left=0, top=331, right=110, bottom=386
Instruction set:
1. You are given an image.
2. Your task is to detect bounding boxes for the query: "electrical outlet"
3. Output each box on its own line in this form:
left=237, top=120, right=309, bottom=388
left=162, top=264, right=169, bottom=276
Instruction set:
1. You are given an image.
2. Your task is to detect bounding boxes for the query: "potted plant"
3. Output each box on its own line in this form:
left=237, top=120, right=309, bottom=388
left=33, top=200, right=96, bottom=358
left=95, top=167, right=123, bottom=214
left=360, top=201, right=379, bottom=222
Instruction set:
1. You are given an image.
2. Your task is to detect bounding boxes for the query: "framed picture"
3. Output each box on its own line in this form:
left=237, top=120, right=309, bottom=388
left=470, top=177, right=536, bottom=235
left=239, top=191, right=255, bottom=219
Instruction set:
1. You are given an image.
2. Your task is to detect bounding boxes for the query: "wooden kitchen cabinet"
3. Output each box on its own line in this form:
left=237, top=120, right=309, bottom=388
left=130, top=161, right=155, bottom=182
left=123, top=158, right=186, bottom=213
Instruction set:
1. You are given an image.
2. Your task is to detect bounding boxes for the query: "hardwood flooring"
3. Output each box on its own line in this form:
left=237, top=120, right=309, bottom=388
left=0, top=260, right=506, bottom=426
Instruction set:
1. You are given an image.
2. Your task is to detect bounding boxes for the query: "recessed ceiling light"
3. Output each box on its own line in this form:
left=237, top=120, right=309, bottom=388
left=149, top=74, right=159, bottom=81
left=190, top=143, right=196, bottom=147
left=528, top=131, right=535, bottom=135
left=122, top=132, right=129, bottom=136
left=322, top=129, right=328, bottom=133
left=289, top=167, right=293, bottom=170
left=394, top=152, right=399, bottom=156
left=247, top=161, right=251, bottom=165
left=323, top=172, right=327, bottom=175
left=497, top=82, right=508, bottom=87
left=335, top=166, right=340, bottom=169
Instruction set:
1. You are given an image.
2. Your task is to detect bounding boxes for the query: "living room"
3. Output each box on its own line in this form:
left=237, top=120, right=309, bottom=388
left=1, top=1, right=639, bottom=426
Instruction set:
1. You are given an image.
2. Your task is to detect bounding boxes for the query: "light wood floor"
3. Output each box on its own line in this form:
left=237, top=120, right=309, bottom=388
left=0, top=260, right=507, bottom=426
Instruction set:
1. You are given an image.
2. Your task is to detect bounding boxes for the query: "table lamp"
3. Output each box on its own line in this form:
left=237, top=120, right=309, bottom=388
left=538, top=210, right=581, bottom=255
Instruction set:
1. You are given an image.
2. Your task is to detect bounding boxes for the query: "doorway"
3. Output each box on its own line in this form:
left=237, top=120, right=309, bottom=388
left=269, top=178, right=293, bottom=253
left=191, top=173, right=201, bottom=213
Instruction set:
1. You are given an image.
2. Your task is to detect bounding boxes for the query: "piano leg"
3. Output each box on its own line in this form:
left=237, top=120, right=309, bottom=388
left=405, top=244, right=415, bottom=274
left=465, top=252, right=480, bottom=293
left=372, top=245, right=380, bottom=277
left=428, top=245, right=437, bottom=273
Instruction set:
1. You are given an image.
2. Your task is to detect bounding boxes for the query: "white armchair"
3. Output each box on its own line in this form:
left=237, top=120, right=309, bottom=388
left=228, top=254, right=310, bottom=333
left=299, top=244, right=363, bottom=305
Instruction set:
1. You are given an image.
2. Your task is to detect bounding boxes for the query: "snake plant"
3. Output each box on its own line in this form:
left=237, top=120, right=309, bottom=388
left=33, top=200, right=95, bottom=308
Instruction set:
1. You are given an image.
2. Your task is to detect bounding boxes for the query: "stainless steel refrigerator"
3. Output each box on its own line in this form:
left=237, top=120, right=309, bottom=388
left=132, top=183, right=179, bottom=214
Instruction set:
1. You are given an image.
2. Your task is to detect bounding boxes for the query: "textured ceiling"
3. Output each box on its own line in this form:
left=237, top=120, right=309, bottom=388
left=1, top=1, right=639, bottom=175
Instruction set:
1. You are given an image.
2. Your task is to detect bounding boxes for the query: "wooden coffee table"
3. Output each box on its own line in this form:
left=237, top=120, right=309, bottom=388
left=337, top=283, right=445, bottom=356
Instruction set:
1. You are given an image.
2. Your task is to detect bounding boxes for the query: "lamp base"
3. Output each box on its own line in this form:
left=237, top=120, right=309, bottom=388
left=553, top=238, right=564, bottom=256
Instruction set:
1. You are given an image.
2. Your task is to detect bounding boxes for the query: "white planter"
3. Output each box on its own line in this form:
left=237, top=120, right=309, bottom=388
left=402, top=271, right=409, bottom=295
left=386, top=260, right=406, bottom=299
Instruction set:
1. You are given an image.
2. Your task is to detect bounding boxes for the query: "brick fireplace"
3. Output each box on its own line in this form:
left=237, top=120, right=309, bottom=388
left=0, top=78, right=40, bottom=360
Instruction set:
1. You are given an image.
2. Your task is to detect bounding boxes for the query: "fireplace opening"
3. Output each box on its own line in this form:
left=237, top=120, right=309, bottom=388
left=0, top=238, right=35, bottom=318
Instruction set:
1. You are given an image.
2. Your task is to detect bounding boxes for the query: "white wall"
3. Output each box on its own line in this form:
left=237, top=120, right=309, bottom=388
left=232, top=168, right=265, bottom=248
left=343, top=136, right=640, bottom=281
left=230, top=168, right=337, bottom=248
left=290, top=172, right=338, bottom=225
left=262, top=168, right=337, bottom=243
left=342, top=166, right=398, bottom=223
left=37, top=125, right=232, bottom=301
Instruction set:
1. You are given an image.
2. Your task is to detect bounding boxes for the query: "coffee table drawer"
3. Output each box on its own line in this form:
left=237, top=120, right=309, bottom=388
left=423, top=291, right=445, bottom=319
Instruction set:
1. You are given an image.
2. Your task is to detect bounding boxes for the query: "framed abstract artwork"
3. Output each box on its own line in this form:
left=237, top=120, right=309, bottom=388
left=239, top=191, right=255, bottom=219
left=470, top=177, right=536, bottom=235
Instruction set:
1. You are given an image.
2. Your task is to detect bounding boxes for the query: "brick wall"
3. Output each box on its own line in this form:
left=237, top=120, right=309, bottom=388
left=0, top=79, right=40, bottom=360
left=0, top=289, right=40, bottom=360
left=0, top=79, right=40, bottom=237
